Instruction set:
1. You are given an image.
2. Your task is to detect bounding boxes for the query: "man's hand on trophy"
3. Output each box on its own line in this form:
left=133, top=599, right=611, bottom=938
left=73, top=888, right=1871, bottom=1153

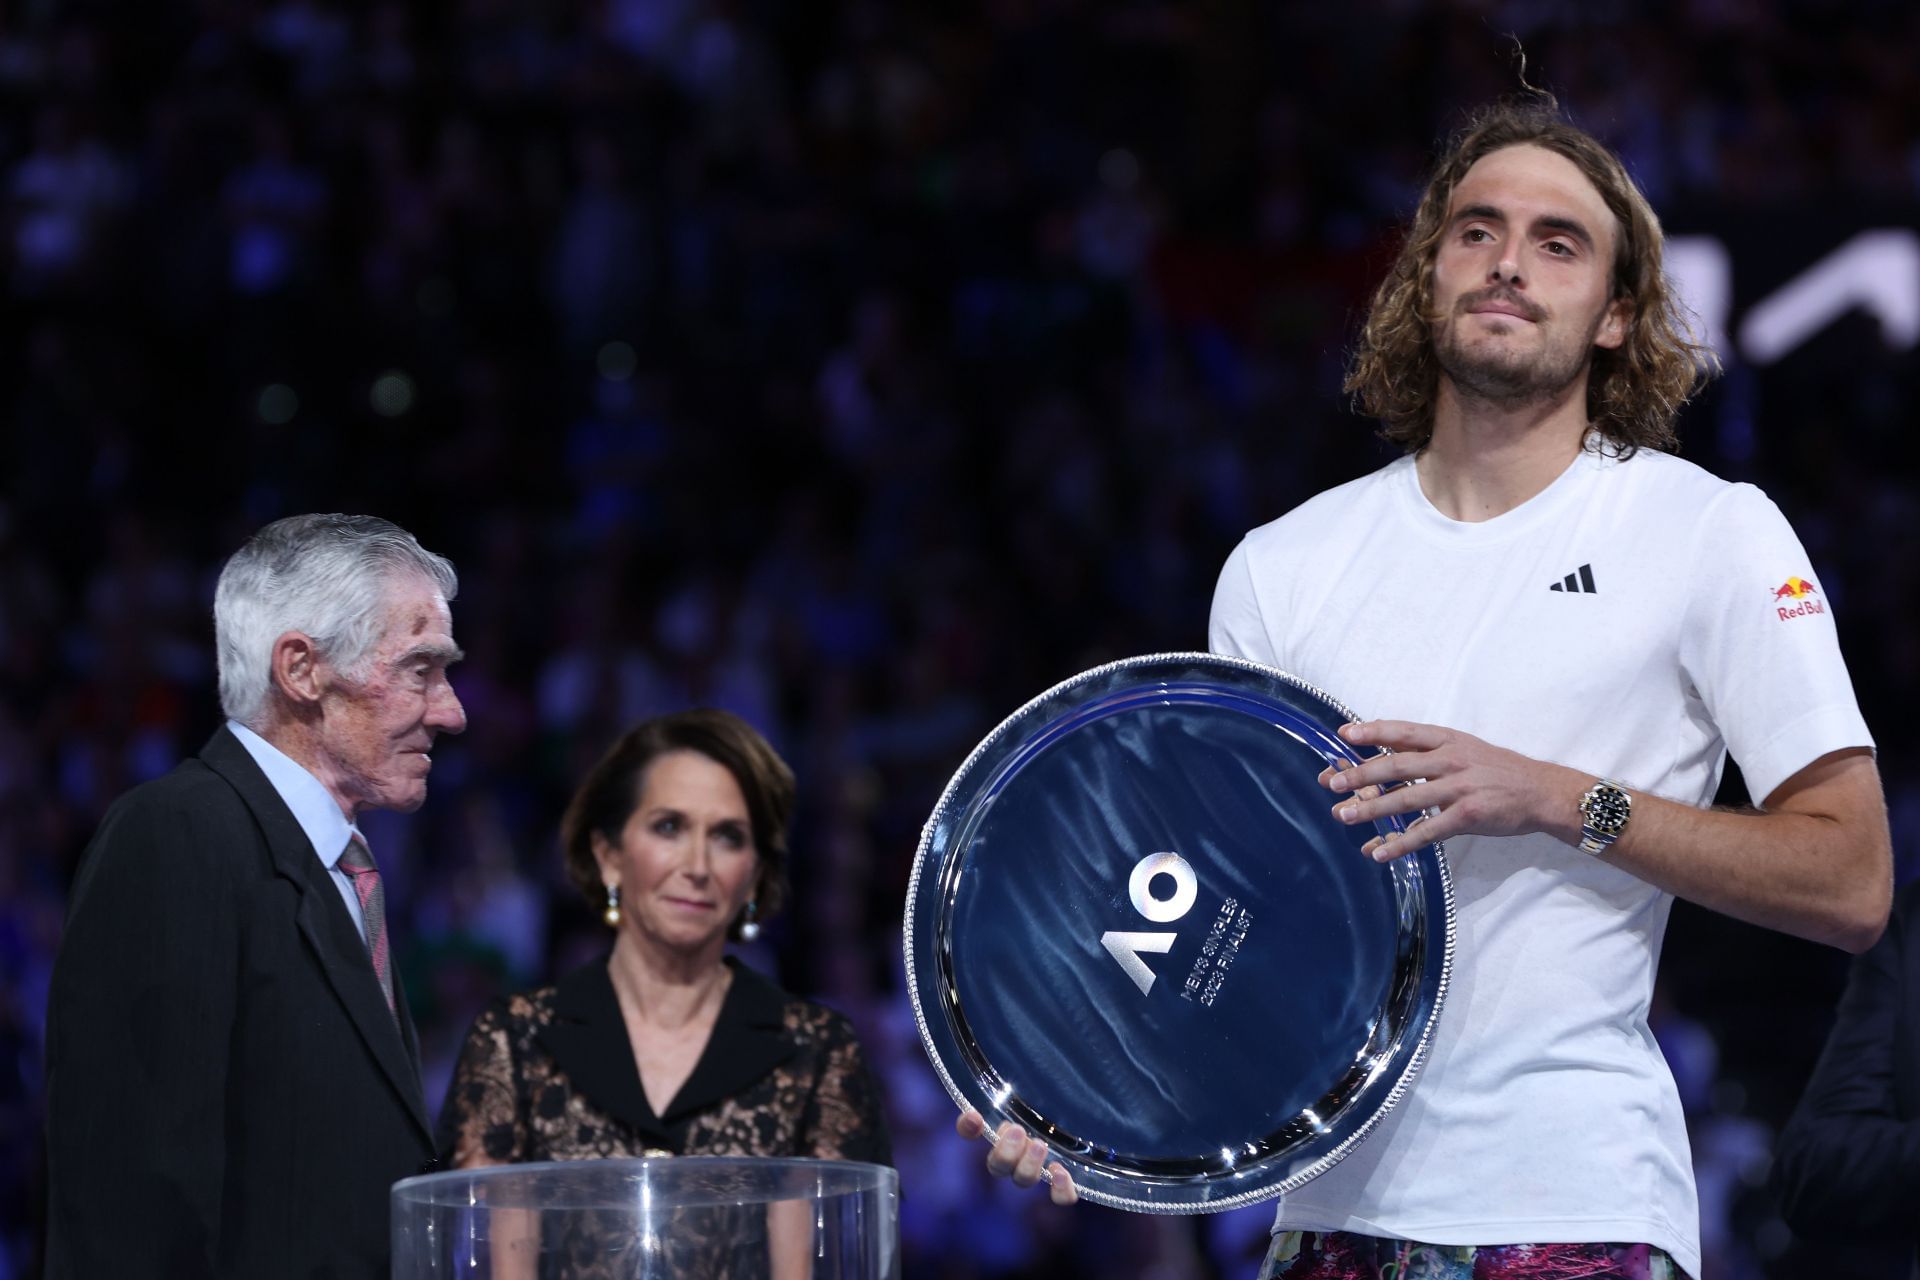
left=1322, top=720, right=1567, bottom=862
left=956, top=1110, right=1079, bottom=1205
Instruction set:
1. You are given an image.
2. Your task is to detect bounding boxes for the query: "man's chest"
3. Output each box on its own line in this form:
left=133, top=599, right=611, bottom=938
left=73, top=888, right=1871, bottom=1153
left=1279, top=540, right=1692, bottom=763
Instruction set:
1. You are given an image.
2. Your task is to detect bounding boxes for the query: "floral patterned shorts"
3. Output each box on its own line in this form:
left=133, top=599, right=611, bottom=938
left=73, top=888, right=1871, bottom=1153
left=1259, top=1230, right=1681, bottom=1280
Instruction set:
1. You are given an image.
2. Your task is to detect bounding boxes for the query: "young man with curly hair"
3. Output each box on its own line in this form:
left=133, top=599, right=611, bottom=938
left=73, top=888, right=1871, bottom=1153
left=1201, top=100, right=1892, bottom=1279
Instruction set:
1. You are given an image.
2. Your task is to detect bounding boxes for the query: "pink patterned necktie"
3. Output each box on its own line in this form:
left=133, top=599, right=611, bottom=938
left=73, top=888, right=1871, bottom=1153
left=338, top=833, right=396, bottom=1021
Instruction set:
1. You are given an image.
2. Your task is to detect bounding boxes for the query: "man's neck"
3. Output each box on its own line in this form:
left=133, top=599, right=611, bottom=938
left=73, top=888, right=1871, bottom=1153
left=254, top=714, right=359, bottom=822
left=1416, top=378, right=1593, bottom=522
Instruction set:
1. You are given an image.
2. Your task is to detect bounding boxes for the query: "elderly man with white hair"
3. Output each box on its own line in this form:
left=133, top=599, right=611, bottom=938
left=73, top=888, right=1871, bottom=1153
left=45, top=513, right=467, bottom=1280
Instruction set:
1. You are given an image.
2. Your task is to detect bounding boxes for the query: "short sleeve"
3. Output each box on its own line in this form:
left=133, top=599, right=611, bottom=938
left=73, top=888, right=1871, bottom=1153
left=1210, top=538, right=1279, bottom=666
left=436, top=998, right=527, bottom=1168
left=1678, top=484, right=1873, bottom=805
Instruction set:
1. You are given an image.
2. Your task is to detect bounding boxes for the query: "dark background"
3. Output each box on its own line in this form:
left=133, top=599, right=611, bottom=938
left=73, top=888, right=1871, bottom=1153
left=2, top=1, right=1917, bottom=1276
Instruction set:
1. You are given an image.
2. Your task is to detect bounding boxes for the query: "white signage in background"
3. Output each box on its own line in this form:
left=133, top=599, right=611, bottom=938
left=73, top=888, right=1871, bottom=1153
left=1667, top=230, right=1920, bottom=366
left=1738, top=231, right=1920, bottom=363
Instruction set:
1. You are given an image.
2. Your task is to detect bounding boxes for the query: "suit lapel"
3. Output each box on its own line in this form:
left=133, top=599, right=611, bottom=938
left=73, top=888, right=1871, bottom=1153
left=540, top=961, right=662, bottom=1137
left=200, top=727, right=433, bottom=1142
left=664, top=960, right=797, bottom=1123
left=395, top=969, right=424, bottom=1078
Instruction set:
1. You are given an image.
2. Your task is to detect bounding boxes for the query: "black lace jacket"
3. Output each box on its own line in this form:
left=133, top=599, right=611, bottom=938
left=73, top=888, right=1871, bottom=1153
left=437, top=956, right=892, bottom=1169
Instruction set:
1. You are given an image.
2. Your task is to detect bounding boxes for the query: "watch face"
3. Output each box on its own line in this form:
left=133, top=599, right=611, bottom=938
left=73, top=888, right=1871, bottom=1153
left=1583, top=785, right=1630, bottom=833
left=904, top=652, right=1455, bottom=1213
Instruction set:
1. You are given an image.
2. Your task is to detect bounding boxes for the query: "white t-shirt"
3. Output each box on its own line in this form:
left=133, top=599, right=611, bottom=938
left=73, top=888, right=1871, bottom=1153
left=1208, top=444, right=1872, bottom=1280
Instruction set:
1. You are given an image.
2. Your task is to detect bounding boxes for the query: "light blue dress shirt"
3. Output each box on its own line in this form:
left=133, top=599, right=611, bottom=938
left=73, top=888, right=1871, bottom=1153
left=227, top=720, right=368, bottom=942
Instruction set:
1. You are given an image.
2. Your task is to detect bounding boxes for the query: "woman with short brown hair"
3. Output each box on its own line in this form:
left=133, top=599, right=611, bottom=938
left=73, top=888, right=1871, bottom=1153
left=439, top=707, right=889, bottom=1175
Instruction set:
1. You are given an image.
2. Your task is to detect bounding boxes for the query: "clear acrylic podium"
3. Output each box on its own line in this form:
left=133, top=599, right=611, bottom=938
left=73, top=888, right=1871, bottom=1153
left=391, top=1158, right=899, bottom=1279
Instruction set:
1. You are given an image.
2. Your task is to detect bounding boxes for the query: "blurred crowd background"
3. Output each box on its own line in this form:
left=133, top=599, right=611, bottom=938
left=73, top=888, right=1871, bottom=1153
left=2, top=1, right=1918, bottom=1276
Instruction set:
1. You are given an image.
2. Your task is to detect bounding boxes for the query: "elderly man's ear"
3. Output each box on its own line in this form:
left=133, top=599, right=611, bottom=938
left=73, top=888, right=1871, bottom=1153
left=271, top=632, right=326, bottom=706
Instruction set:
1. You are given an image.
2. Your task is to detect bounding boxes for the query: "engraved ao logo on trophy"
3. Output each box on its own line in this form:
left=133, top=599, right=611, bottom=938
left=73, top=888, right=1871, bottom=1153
left=1100, top=850, right=1253, bottom=1003
left=1100, top=852, right=1197, bottom=995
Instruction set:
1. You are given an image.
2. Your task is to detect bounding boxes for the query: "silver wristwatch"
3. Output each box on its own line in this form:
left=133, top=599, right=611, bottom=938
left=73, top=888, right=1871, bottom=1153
left=1577, top=778, right=1632, bottom=855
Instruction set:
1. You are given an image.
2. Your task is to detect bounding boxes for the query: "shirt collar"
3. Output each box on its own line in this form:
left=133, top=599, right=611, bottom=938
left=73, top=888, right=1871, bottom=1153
left=226, top=720, right=359, bottom=868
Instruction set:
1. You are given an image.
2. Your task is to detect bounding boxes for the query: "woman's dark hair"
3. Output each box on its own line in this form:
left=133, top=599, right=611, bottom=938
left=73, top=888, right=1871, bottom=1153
left=561, top=708, right=794, bottom=939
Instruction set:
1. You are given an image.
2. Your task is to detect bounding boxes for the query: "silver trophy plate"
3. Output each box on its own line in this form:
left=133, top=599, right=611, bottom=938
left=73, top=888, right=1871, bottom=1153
left=904, top=652, right=1454, bottom=1213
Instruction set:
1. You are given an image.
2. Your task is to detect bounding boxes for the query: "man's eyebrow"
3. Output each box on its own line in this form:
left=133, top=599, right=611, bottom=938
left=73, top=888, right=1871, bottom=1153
left=395, top=641, right=465, bottom=666
left=1451, top=202, right=1505, bottom=226
left=1535, top=214, right=1596, bottom=249
left=1449, top=204, right=1597, bottom=250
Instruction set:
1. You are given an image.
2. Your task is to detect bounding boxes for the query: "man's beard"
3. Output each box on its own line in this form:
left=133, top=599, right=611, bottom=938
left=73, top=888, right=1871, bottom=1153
left=1433, top=289, right=1603, bottom=410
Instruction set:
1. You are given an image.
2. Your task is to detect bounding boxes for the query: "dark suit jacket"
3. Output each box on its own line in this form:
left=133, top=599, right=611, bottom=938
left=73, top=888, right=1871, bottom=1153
left=45, top=726, right=438, bottom=1279
left=1771, top=877, right=1920, bottom=1271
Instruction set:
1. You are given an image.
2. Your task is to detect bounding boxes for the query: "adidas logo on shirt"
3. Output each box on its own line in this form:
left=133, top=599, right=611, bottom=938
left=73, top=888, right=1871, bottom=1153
left=1549, top=564, right=1597, bottom=594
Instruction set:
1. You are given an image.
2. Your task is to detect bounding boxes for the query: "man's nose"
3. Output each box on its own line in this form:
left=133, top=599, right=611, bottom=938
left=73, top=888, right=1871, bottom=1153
left=1489, top=252, right=1522, bottom=284
left=430, top=683, right=467, bottom=735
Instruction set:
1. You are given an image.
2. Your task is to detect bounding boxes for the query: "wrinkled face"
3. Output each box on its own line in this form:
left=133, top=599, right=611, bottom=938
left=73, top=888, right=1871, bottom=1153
left=594, top=750, right=760, bottom=955
left=314, top=575, right=466, bottom=815
left=1430, top=144, right=1629, bottom=408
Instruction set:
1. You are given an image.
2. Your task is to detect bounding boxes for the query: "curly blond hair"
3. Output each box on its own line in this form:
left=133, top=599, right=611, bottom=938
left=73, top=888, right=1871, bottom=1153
left=1346, top=99, right=1715, bottom=455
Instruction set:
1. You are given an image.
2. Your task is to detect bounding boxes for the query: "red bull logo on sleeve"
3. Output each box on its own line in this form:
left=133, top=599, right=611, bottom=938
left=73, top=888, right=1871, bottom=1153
left=1772, top=576, right=1825, bottom=621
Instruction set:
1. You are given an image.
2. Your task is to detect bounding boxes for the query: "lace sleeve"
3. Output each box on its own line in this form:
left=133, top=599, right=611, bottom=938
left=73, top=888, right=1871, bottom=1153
left=436, top=997, right=527, bottom=1168
left=800, top=1013, right=893, bottom=1167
